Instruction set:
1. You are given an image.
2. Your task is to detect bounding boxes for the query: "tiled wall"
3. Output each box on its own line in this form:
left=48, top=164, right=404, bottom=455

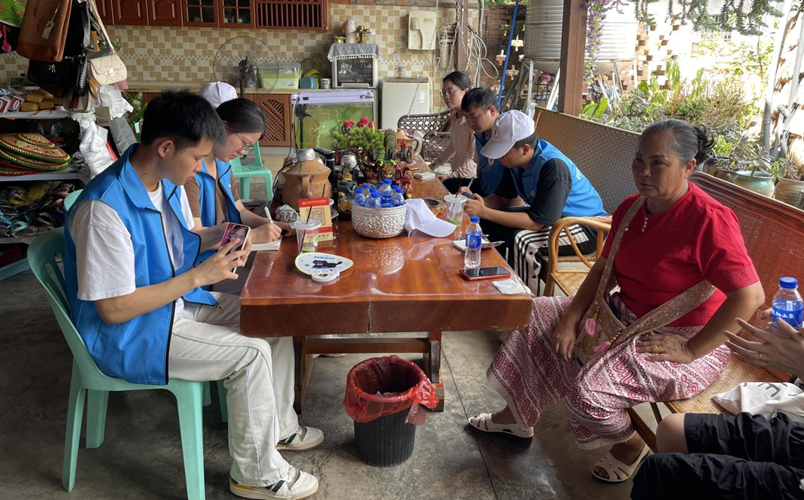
left=1, top=3, right=479, bottom=112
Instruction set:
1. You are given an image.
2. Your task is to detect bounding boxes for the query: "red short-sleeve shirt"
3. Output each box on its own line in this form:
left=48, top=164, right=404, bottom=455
left=602, top=183, right=759, bottom=327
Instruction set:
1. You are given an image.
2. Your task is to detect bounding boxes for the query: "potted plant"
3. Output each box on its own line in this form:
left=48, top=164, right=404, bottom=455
left=771, top=157, right=804, bottom=208
left=331, top=117, right=385, bottom=183
left=728, top=143, right=775, bottom=197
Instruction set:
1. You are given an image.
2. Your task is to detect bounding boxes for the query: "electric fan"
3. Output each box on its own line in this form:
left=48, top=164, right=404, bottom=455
left=213, top=36, right=280, bottom=96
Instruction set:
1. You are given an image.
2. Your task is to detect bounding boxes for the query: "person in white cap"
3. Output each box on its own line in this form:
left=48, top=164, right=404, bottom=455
left=198, top=81, right=239, bottom=109
left=459, top=110, right=606, bottom=294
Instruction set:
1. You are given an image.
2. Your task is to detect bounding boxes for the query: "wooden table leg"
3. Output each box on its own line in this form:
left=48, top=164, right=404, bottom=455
left=423, top=330, right=444, bottom=412
left=293, top=336, right=312, bottom=414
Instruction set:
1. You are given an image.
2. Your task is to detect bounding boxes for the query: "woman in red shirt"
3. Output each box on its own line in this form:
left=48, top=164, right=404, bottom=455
left=468, top=119, right=766, bottom=483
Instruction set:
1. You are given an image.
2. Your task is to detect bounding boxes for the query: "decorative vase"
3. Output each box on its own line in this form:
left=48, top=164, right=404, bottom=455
left=715, top=167, right=739, bottom=183
left=774, top=178, right=804, bottom=209
left=733, top=170, right=775, bottom=197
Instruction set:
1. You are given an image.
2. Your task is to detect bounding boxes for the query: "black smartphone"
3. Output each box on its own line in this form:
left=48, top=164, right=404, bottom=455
left=460, top=191, right=476, bottom=199
left=459, top=266, right=511, bottom=281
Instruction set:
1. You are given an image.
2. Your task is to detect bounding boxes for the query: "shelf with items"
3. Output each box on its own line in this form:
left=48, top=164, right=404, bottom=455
left=0, top=166, right=89, bottom=184
left=0, top=110, right=73, bottom=120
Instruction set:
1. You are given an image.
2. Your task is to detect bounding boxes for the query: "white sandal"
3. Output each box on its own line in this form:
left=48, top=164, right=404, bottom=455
left=591, top=444, right=651, bottom=483
left=468, top=413, right=534, bottom=439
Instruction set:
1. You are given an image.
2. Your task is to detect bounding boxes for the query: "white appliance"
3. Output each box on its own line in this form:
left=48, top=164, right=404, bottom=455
left=408, top=11, right=437, bottom=50
left=381, top=78, right=431, bottom=129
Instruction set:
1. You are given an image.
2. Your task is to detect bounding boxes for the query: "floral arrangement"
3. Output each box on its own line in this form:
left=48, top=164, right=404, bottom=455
left=331, top=116, right=385, bottom=162
left=583, top=0, right=614, bottom=85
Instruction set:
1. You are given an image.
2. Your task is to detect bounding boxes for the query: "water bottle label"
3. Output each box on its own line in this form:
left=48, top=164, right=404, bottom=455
left=773, top=302, right=804, bottom=329
left=466, top=231, right=482, bottom=249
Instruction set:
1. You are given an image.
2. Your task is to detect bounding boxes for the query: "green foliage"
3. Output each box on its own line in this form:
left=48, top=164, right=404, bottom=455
left=712, top=135, right=734, bottom=158
left=331, top=125, right=385, bottom=161
left=587, top=60, right=756, bottom=143
left=770, top=157, right=804, bottom=181
left=581, top=96, right=609, bottom=118
left=123, top=92, right=148, bottom=142
left=620, top=0, right=783, bottom=34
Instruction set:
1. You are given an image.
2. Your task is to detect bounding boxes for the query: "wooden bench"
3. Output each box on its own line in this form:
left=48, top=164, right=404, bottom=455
left=626, top=172, right=797, bottom=450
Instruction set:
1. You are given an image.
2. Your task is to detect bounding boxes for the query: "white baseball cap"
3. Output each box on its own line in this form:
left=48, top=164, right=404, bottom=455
left=198, top=82, right=238, bottom=108
left=480, top=110, right=536, bottom=159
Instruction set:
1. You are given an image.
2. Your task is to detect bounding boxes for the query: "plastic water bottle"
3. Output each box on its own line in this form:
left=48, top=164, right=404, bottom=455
left=773, top=277, right=804, bottom=329
left=392, top=187, right=405, bottom=206
left=366, top=190, right=381, bottom=209
left=379, top=179, right=392, bottom=195
left=380, top=189, right=394, bottom=208
left=464, top=216, right=482, bottom=270
left=354, top=188, right=367, bottom=207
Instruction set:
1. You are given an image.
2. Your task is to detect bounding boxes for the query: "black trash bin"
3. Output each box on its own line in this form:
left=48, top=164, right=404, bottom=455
left=343, top=356, right=439, bottom=467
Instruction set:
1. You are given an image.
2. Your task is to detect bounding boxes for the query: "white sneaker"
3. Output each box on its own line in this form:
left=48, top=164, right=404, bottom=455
left=276, top=426, right=325, bottom=451
left=229, top=468, right=319, bottom=500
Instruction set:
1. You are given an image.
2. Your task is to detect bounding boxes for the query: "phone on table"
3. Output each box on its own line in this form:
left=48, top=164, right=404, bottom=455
left=459, top=266, right=511, bottom=281
left=219, top=222, right=251, bottom=254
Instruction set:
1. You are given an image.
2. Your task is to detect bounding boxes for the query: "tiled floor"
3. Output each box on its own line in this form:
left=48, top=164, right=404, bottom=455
left=0, top=267, right=641, bottom=500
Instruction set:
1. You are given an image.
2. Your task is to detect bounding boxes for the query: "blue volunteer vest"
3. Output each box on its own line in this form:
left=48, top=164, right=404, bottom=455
left=513, top=140, right=607, bottom=218
left=64, top=145, right=217, bottom=385
left=170, top=158, right=241, bottom=263
left=475, top=132, right=507, bottom=196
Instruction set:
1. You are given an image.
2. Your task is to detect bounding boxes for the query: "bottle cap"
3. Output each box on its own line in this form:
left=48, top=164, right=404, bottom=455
left=383, top=179, right=392, bottom=184
left=371, top=193, right=380, bottom=198
left=470, top=216, right=480, bottom=223
left=369, top=188, right=379, bottom=194
left=780, top=277, right=799, bottom=289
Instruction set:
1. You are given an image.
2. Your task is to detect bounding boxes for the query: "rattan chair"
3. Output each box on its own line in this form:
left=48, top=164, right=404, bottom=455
left=398, top=110, right=452, bottom=162
left=542, top=216, right=612, bottom=296
left=534, top=109, right=639, bottom=296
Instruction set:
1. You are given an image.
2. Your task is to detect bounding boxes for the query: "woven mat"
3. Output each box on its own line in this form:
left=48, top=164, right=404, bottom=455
left=0, top=148, right=69, bottom=171
left=0, top=133, right=70, bottom=164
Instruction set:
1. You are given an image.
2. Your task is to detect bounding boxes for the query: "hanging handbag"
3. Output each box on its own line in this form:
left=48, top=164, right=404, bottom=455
left=85, top=0, right=126, bottom=86
left=16, top=0, right=73, bottom=62
left=26, top=0, right=89, bottom=94
left=574, top=197, right=717, bottom=364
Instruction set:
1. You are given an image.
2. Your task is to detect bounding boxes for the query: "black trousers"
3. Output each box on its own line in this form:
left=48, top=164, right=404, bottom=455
left=631, top=413, right=804, bottom=500
left=441, top=177, right=475, bottom=194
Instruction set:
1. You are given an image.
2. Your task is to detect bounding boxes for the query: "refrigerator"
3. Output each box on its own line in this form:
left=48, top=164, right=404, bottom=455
left=380, top=78, right=431, bottom=130
left=292, top=90, right=377, bottom=151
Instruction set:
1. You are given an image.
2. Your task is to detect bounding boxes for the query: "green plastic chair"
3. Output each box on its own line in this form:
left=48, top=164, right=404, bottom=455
left=62, top=193, right=229, bottom=421
left=28, top=228, right=227, bottom=499
left=231, top=144, right=273, bottom=202
left=63, top=189, right=82, bottom=211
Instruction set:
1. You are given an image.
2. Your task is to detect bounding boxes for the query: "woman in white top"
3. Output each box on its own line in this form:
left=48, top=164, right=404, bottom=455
left=433, top=71, right=478, bottom=193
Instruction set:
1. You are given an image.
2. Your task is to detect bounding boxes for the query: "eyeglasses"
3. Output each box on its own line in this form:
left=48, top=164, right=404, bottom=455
left=234, top=132, right=254, bottom=154
left=440, top=89, right=459, bottom=99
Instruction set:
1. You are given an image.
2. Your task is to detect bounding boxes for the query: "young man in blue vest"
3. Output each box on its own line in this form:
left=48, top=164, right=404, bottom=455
left=64, top=91, right=322, bottom=499
left=461, top=110, right=607, bottom=293
left=461, top=88, right=509, bottom=197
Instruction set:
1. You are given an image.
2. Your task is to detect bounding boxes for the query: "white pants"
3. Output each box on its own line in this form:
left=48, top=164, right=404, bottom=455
left=169, top=292, right=299, bottom=487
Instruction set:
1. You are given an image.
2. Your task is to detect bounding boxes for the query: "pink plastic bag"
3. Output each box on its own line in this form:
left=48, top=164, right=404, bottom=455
left=343, top=355, right=439, bottom=425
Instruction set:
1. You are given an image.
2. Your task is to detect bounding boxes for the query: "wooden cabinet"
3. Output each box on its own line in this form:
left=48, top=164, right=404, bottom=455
left=110, top=0, right=327, bottom=28
left=250, top=94, right=292, bottom=147
left=112, top=0, right=148, bottom=25
left=148, top=0, right=183, bottom=25
left=220, top=0, right=255, bottom=28
left=96, top=0, right=115, bottom=25
left=184, top=0, right=219, bottom=26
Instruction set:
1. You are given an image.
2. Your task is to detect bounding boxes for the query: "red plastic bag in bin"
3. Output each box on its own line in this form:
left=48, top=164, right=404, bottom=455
left=343, top=355, right=439, bottom=425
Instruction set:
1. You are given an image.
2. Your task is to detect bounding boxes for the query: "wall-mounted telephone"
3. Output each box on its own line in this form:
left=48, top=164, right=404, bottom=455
left=408, top=12, right=437, bottom=51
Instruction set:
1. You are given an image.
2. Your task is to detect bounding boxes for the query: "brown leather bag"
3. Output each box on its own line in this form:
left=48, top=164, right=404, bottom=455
left=16, top=0, right=73, bottom=62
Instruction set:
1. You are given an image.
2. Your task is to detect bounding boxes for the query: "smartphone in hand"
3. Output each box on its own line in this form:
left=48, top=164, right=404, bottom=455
left=220, top=223, right=251, bottom=254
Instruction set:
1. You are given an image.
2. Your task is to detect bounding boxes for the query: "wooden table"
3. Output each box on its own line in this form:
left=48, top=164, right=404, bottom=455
left=240, top=161, right=533, bottom=412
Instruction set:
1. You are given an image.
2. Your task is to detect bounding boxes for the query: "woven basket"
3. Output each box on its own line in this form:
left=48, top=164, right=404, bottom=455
left=352, top=203, right=407, bottom=239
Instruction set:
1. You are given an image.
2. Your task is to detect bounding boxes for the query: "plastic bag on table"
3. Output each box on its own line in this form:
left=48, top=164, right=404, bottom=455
left=75, top=112, right=113, bottom=178
left=343, top=355, right=439, bottom=425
